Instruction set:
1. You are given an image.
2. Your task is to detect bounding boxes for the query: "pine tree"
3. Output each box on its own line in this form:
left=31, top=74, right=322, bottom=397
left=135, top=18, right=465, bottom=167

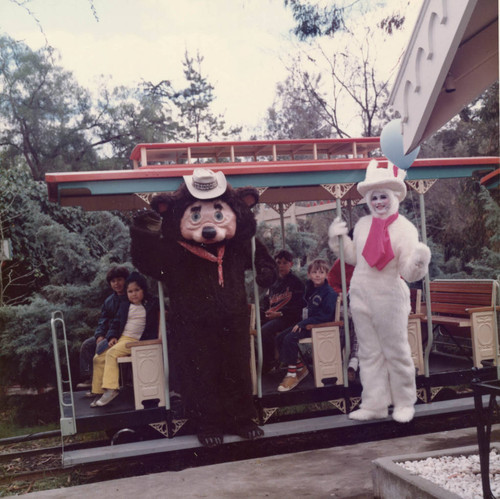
left=172, top=51, right=241, bottom=142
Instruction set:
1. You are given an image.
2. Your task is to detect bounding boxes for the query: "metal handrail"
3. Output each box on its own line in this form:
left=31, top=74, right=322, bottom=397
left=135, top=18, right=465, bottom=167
left=50, top=311, right=76, bottom=436
left=157, top=282, right=171, bottom=411
left=251, top=236, right=263, bottom=399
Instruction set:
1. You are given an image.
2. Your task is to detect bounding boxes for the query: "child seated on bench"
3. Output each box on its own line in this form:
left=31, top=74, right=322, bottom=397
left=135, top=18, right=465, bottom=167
left=260, top=250, right=305, bottom=374
left=78, top=265, right=130, bottom=390
left=90, top=272, right=160, bottom=407
left=276, top=259, right=337, bottom=392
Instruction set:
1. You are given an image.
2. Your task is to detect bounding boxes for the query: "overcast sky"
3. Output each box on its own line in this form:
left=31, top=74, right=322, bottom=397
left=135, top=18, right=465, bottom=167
left=1, top=0, right=419, bottom=135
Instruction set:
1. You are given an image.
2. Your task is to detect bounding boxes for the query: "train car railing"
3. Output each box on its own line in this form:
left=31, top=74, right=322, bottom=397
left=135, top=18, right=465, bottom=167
left=157, top=281, right=171, bottom=411
left=50, top=311, right=77, bottom=436
left=251, top=236, right=264, bottom=398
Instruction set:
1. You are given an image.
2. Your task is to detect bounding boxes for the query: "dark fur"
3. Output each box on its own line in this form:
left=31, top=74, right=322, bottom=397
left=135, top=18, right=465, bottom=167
left=130, top=182, right=275, bottom=446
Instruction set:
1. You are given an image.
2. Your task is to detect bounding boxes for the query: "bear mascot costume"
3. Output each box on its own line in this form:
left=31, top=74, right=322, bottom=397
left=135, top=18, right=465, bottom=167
left=130, top=168, right=276, bottom=447
left=328, top=160, right=431, bottom=423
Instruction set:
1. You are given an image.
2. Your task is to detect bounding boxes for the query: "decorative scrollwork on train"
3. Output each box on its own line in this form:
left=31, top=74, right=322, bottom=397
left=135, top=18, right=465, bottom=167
left=149, top=421, right=169, bottom=438
left=149, top=419, right=188, bottom=438
left=265, top=202, right=294, bottom=215
left=416, top=387, right=427, bottom=403
left=430, top=386, right=443, bottom=401
left=320, top=183, right=355, bottom=200
left=328, top=398, right=346, bottom=414
left=256, top=187, right=268, bottom=198
left=349, top=397, right=361, bottom=412
left=171, top=418, right=188, bottom=436
left=406, top=179, right=437, bottom=195
left=261, top=407, right=279, bottom=424
left=135, top=192, right=156, bottom=206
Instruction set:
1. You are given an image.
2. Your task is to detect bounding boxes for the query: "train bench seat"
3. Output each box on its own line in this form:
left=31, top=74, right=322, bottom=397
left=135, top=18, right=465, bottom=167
left=298, top=291, right=426, bottom=386
left=118, top=289, right=432, bottom=408
left=422, top=280, right=499, bottom=368
left=299, top=295, right=344, bottom=387
left=117, top=339, right=166, bottom=410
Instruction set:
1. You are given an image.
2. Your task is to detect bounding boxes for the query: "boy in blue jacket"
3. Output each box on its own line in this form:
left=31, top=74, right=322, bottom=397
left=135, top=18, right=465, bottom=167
left=77, top=266, right=129, bottom=389
left=276, top=259, right=337, bottom=392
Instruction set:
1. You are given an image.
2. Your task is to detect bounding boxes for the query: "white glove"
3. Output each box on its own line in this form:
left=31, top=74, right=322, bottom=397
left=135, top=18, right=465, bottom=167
left=328, top=217, right=348, bottom=238
left=328, top=217, right=349, bottom=255
left=411, top=244, right=431, bottom=270
left=401, top=243, right=431, bottom=282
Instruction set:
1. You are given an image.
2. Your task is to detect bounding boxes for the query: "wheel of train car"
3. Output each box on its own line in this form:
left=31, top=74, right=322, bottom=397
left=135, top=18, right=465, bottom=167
left=106, top=427, right=140, bottom=445
left=106, top=425, right=166, bottom=444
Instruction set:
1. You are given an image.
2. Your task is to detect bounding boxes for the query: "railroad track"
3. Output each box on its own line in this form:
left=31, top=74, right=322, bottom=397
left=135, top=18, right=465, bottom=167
left=1, top=446, right=66, bottom=490
left=0, top=440, right=111, bottom=487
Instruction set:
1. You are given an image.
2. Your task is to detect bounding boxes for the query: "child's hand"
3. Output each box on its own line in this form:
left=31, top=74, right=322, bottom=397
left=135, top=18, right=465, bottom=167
left=265, top=310, right=282, bottom=319
left=108, top=338, right=118, bottom=347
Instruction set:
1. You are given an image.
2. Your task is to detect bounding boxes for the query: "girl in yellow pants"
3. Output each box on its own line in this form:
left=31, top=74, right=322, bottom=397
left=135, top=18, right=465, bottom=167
left=90, top=272, right=160, bottom=407
left=91, top=335, right=134, bottom=395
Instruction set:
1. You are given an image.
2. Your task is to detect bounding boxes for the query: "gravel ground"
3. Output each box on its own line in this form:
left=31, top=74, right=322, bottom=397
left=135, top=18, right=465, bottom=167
left=399, top=449, right=500, bottom=498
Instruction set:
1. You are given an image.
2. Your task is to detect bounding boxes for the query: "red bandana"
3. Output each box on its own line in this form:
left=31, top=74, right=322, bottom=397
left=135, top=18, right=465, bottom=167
left=362, top=213, right=399, bottom=270
left=178, top=241, right=225, bottom=287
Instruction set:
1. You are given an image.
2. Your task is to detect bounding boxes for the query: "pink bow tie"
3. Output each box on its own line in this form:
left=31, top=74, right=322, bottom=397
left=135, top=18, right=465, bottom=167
left=362, top=213, right=398, bottom=270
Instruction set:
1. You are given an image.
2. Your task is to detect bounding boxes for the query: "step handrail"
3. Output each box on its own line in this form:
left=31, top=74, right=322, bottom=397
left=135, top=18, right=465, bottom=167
left=50, top=310, right=77, bottom=436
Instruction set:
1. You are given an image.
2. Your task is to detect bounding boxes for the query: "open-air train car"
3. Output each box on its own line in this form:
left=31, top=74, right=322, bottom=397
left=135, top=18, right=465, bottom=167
left=46, top=138, right=500, bottom=467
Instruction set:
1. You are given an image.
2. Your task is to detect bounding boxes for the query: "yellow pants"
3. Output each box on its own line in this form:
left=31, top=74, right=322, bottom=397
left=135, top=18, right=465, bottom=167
left=91, top=336, right=133, bottom=393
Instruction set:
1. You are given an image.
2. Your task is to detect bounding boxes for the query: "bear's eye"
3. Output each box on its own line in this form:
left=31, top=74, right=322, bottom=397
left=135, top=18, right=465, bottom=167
left=191, top=212, right=202, bottom=223
left=214, top=210, right=224, bottom=222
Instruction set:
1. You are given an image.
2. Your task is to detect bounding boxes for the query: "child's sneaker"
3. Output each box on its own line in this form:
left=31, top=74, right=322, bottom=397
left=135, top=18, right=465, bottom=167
left=277, top=367, right=309, bottom=392
left=90, top=396, right=101, bottom=408
left=76, top=379, right=92, bottom=389
left=95, top=389, right=120, bottom=406
left=297, top=366, right=309, bottom=383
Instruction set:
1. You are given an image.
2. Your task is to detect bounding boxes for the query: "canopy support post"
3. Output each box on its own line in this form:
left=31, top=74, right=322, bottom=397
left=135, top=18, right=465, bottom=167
left=336, top=198, right=351, bottom=388
left=158, top=282, right=171, bottom=411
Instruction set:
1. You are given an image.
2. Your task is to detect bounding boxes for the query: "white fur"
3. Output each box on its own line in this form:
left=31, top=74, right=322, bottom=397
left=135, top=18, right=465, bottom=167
left=392, top=405, right=415, bottom=423
left=329, top=209, right=431, bottom=423
left=348, top=408, right=388, bottom=421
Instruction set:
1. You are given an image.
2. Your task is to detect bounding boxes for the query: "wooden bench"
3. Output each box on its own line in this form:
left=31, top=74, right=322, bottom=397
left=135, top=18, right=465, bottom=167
left=299, top=295, right=344, bottom=387
left=297, top=290, right=426, bottom=386
left=117, top=339, right=166, bottom=410
left=422, top=280, right=499, bottom=368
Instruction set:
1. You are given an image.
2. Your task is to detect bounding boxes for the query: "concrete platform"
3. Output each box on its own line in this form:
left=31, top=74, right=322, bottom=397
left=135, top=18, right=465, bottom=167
left=28, top=424, right=500, bottom=498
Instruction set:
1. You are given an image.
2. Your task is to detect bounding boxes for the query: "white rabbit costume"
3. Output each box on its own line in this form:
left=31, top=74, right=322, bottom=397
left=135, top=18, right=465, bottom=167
left=329, top=160, right=431, bottom=423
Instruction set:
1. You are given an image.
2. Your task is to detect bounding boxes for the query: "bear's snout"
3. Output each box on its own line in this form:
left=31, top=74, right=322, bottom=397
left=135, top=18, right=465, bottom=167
left=202, top=226, right=217, bottom=240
